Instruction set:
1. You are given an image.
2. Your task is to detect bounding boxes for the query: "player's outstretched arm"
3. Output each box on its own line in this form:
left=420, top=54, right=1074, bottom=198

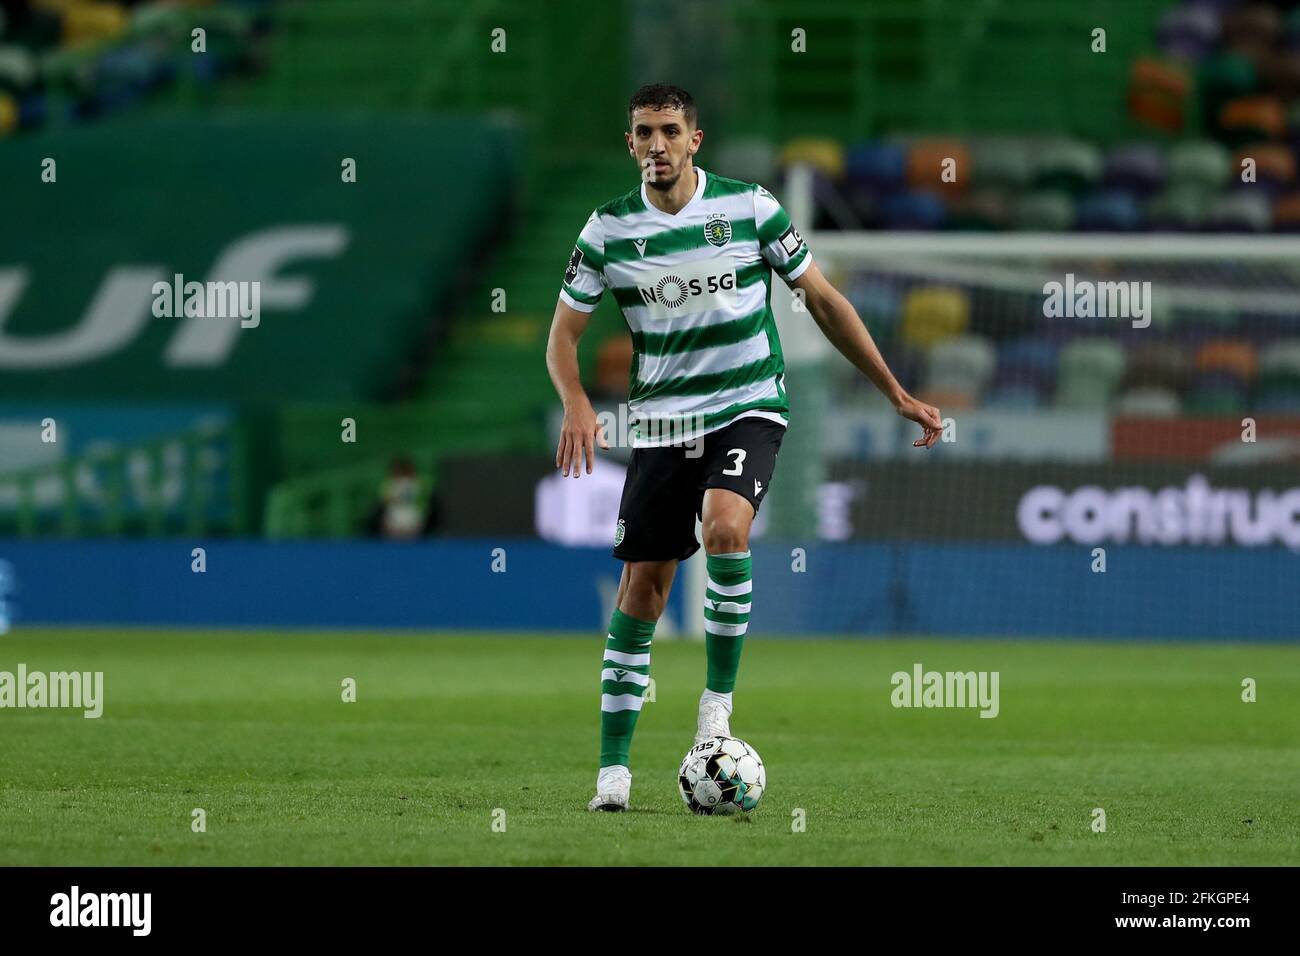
left=545, top=298, right=610, bottom=476
left=791, top=260, right=943, bottom=449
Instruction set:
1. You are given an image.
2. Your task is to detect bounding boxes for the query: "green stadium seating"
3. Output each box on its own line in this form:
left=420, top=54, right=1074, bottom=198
left=1055, top=339, right=1127, bottom=409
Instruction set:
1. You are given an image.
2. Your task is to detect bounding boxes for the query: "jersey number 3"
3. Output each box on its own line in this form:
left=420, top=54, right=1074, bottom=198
left=722, top=449, right=746, bottom=475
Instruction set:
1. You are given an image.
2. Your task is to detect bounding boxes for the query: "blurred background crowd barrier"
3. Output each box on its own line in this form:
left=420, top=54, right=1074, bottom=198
left=2, top=0, right=1297, bottom=640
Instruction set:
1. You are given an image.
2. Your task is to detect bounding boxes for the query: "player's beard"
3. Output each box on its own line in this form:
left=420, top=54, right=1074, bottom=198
left=644, top=161, right=679, bottom=191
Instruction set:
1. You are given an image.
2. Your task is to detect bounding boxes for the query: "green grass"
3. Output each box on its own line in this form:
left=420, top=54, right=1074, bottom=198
left=0, top=629, right=1296, bottom=866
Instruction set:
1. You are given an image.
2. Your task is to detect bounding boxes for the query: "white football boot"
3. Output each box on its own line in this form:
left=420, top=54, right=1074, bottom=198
left=586, top=765, right=631, bottom=812
left=694, top=695, right=732, bottom=745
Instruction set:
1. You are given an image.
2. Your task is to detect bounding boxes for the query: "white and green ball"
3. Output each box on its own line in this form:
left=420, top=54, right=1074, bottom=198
left=678, top=736, right=765, bottom=815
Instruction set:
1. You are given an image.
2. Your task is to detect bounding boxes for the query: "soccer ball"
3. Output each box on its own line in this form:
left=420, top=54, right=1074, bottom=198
left=678, top=736, right=765, bottom=815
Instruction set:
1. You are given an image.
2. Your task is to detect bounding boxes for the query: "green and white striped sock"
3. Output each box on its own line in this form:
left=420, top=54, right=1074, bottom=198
left=705, top=550, right=752, bottom=694
left=599, top=609, right=656, bottom=768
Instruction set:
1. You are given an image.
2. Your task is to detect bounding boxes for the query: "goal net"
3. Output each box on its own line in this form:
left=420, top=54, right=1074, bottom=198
left=714, top=168, right=1300, bottom=640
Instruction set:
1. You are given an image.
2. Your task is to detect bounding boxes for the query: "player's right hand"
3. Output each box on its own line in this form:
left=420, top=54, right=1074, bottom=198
left=557, top=399, right=609, bottom=477
left=894, top=393, right=943, bottom=449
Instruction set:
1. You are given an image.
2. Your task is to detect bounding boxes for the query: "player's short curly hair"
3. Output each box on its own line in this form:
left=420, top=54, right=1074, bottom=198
left=627, top=83, right=697, bottom=128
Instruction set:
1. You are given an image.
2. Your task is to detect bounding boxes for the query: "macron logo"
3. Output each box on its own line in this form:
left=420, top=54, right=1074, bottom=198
left=633, top=238, right=648, bottom=257
left=754, top=479, right=763, bottom=497
left=50, top=886, right=151, bottom=936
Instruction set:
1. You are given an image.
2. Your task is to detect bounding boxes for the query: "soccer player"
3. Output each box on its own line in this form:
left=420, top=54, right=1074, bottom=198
left=545, top=83, right=942, bottom=811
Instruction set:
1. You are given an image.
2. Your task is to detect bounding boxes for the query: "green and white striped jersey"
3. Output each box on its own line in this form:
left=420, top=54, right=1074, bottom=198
left=559, top=167, right=812, bottom=447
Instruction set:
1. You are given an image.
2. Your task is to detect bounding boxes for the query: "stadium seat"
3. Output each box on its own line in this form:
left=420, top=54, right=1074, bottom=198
left=1167, top=139, right=1232, bottom=190
left=1103, top=142, right=1167, bottom=196
left=922, top=334, right=996, bottom=400
left=779, top=138, right=845, bottom=180
left=1146, top=184, right=1211, bottom=230
left=1032, top=139, right=1103, bottom=195
left=0, top=46, right=38, bottom=96
left=1194, top=339, right=1258, bottom=383
left=996, top=337, right=1059, bottom=402
left=1157, top=4, right=1222, bottom=62
left=906, top=138, right=969, bottom=195
left=1075, top=189, right=1145, bottom=231
left=970, top=138, right=1032, bottom=190
left=1207, top=190, right=1273, bottom=230
left=1013, top=190, right=1075, bottom=231
left=1257, top=338, right=1300, bottom=387
left=1123, top=342, right=1191, bottom=393
left=900, top=286, right=970, bottom=349
left=1218, top=96, right=1286, bottom=145
left=1054, top=338, right=1126, bottom=409
left=62, top=2, right=129, bottom=46
left=844, top=140, right=906, bottom=191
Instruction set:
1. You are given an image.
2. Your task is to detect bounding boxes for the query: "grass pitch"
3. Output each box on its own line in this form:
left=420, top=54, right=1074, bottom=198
left=0, top=629, right=1296, bottom=866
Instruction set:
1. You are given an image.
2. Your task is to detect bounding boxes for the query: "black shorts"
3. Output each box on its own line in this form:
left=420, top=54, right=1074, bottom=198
left=611, top=416, right=786, bottom=563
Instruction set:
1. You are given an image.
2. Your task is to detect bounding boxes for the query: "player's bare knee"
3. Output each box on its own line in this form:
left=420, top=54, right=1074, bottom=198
left=703, top=517, right=749, bottom=555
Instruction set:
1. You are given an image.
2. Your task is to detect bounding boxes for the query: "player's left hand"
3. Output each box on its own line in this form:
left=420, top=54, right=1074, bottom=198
left=894, top=394, right=943, bottom=449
